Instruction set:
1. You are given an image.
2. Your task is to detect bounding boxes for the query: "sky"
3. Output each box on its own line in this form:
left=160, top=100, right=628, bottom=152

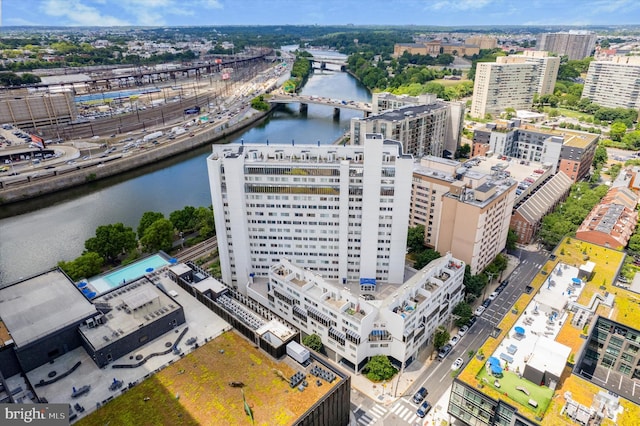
left=1, top=0, right=640, bottom=28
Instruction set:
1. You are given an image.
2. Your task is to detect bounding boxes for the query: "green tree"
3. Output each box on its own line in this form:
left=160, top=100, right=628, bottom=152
left=406, top=225, right=425, bottom=253
left=302, top=334, right=323, bottom=352
left=414, top=249, right=441, bottom=269
left=194, top=206, right=216, bottom=238
left=609, top=121, right=628, bottom=142
left=593, top=145, right=608, bottom=168
left=363, top=355, right=397, bottom=382
left=628, top=234, right=640, bottom=253
left=85, top=223, right=137, bottom=263
left=463, top=265, right=488, bottom=297
left=140, top=218, right=174, bottom=252
left=170, top=206, right=197, bottom=233
left=453, top=302, right=473, bottom=327
left=138, top=211, right=165, bottom=239
left=58, top=251, right=104, bottom=281
left=622, top=131, right=640, bottom=149
left=433, top=326, right=450, bottom=349
left=506, top=229, right=518, bottom=251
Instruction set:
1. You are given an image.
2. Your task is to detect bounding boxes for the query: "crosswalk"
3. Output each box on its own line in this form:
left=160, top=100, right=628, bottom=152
left=387, top=400, right=419, bottom=423
left=356, top=404, right=388, bottom=425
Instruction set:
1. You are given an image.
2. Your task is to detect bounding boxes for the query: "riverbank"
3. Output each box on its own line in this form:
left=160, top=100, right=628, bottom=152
left=0, top=107, right=272, bottom=205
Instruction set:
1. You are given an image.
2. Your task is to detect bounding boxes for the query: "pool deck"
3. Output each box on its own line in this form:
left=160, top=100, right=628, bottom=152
left=85, top=254, right=171, bottom=294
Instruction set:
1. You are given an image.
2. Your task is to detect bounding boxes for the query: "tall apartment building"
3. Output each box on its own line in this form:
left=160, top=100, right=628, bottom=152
left=247, top=254, right=465, bottom=372
left=496, top=51, right=560, bottom=95
left=470, top=52, right=560, bottom=118
left=582, top=56, right=640, bottom=112
left=410, top=156, right=517, bottom=274
left=536, top=31, right=596, bottom=60
left=472, top=120, right=599, bottom=181
left=471, top=62, right=538, bottom=118
left=364, top=92, right=464, bottom=157
left=207, top=134, right=413, bottom=293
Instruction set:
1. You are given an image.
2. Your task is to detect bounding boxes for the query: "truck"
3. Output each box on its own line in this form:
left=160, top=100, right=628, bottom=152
left=286, top=341, right=310, bottom=365
left=171, top=126, right=187, bottom=135
left=143, top=131, right=163, bottom=142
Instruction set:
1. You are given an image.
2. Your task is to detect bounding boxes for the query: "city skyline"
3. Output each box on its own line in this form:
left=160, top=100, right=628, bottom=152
left=3, top=0, right=640, bottom=28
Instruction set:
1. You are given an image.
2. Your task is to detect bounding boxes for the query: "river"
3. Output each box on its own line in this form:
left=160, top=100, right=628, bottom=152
left=0, top=68, right=370, bottom=285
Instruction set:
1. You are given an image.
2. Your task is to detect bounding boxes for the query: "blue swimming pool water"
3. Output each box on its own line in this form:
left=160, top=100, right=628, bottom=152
left=88, top=254, right=169, bottom=293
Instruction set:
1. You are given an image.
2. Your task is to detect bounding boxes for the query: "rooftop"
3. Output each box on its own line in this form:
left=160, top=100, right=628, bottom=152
left=365, top=103, right=448, bottom=122
left=0, top=269, right=97, bottom=347
left=457, top=238, right=630, bottom=425
left=76, top=331, right=344, bottom=426
left=79, top=278, right=181, bottom=351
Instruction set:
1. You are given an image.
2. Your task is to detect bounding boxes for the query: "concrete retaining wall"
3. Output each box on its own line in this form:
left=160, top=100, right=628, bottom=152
left=0, top=109, right=271, bottom=204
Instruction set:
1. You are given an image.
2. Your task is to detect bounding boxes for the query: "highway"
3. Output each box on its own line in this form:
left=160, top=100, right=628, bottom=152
left=351, top=249, right=549, bottom=425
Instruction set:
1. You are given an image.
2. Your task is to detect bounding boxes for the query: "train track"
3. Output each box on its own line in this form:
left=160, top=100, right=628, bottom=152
left=176, top=236, right=218, bottom=262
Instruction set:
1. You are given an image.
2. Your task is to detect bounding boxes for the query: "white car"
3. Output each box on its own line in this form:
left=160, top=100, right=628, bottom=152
left=474, top=306, right=486, bottom=316
left=458, top=325, right=469, bottom=337
left=449, top=335, right=460, bottom=346
left=451, top=357, right=464, bottom=371
left=488, top=291, right=499, bottom=301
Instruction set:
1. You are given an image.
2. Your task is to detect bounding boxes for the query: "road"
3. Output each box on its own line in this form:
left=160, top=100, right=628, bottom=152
left=351, top=249, right=549, bottom=426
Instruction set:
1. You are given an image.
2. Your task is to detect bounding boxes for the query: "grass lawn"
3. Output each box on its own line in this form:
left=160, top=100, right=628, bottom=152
left=556, top=108, right=594, bottom=122
left=432, top=78, right=470, bottom=87
left=477, top=366, right=553, bottom=417
left=78, top=331, right=335, bottom=426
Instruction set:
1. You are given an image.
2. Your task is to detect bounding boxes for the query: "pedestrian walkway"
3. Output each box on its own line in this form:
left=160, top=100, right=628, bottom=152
left=388, top=400, right=419, bottom=423
left=356, top=404, right=387, bottom=425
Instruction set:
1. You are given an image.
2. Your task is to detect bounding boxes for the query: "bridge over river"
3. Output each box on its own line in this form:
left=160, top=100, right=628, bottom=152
left=268, top=94, right=372, bottom=118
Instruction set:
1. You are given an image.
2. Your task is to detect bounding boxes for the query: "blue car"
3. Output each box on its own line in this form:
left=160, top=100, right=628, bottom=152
left=417, top=400, right=432, bottom=418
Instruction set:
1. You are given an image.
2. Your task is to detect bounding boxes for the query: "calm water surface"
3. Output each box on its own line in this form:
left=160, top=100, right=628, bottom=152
left=0, top=70, right=370, bottom=285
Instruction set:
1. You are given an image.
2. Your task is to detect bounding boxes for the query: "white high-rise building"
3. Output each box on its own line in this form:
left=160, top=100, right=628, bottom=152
left=207, top=134, right=414, bottom=294
left=536, top=31, right=596, bottom=61
left=582, top=56, right=640, bottom=112
left=471, top=62, right=538, bottom=118
left=470, top=51, right=560, bottom=119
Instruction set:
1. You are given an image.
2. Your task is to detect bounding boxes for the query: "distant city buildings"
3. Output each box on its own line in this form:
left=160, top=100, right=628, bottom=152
left=536, top=30, right=597, bottom=60
left=351, top=93, right=464, bottom=158
left=582, top=56, right=640, bottom=112
left=207, top=135, right=413, bottom=293
left=393, top=39, right=480, bottom=57
left=465, top=35, right=499, bottom=50
left=470, top=51, right=559, bottom=118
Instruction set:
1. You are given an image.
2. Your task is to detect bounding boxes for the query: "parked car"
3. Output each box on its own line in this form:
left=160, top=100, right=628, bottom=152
left=412, top=387, right=428, bottom=404
left=482, top=298, right=491, bottom=308
left=437, top=344, right=453, bottom=361
left=458, top=325, right=469, bottom=337
left=466, top=316, right=477, bottom=328
left=449, top=335, right=460, bottom=347
left=474, top=306, right=486, bottom=316
left=451, top=357, right=464, bottom=371
left=416, top=400, right=432, bottom=418
left=488, top=291, right=499, bottom=301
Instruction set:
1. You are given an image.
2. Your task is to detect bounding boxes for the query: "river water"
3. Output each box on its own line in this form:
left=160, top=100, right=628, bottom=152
left=0, top=69, right=370, bottom=285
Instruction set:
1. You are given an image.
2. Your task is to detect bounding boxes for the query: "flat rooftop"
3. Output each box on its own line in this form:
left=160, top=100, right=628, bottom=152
left=79, top=278, right=181, bottom=351
left=75, top=331, right=344, bottom=426
left=0, top=269, right=97, bottom=347
left=457, top=238, right=635, bottom=424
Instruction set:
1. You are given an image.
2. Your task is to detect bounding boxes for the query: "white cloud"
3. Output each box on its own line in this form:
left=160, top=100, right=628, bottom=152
left=41, top=0, right=130, bottom=26
left=589, top=0, right=637, bottom=13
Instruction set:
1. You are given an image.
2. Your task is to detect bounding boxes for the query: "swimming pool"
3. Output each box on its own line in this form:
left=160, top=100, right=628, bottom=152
left=88, top=254, right=169, bottom=294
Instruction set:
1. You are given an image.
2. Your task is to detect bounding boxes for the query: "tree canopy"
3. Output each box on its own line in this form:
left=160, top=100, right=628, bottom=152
left=363, top=355, right=398, bottom=382
left=58, top=251, right=104, bottom=281
left=85, top=223, right=137, bottom=263
left=140, top=218, right=174, bottom=252
left=138, top=211, right=165, bottom=239
left=302, top=334, right=323, bottom=352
